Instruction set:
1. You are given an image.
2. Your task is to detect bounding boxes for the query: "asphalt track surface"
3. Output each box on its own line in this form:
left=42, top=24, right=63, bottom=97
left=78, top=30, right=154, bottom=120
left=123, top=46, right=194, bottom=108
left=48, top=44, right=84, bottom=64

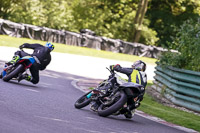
left=0, top=60, right=190, bottom=133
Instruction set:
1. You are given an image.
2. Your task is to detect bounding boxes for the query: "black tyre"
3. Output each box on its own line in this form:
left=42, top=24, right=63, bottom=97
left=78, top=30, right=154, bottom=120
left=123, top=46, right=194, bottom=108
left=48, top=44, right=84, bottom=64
left=3, top=64, right=24, bottom=82
left=98, top=90, right=127, bottom=117
left=74, top=91, right=92, bottom=109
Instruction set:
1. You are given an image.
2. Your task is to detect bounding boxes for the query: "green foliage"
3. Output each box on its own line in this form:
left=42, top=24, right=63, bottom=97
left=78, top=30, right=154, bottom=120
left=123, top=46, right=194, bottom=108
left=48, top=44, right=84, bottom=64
left=8, top=0, right=75, bottom=30
left=0, top=0, right=23, bottom=18
left=69, top=0, right=158, bottom=45
left=140, top=23, right=159, bottom=45
left=0, top=0, right=158, bottom=46
left=158, top=18, right=200, bottom=72
left=147, top=0, right=200, bottom=48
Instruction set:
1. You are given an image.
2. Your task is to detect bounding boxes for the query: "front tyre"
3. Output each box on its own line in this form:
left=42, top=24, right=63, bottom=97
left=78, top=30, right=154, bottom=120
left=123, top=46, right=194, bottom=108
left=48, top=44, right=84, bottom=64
left=74, top=91, right=92, bottom=109
left=98, top=90, right=127, bottom=117
left=3, top=64, right=24, bottom=82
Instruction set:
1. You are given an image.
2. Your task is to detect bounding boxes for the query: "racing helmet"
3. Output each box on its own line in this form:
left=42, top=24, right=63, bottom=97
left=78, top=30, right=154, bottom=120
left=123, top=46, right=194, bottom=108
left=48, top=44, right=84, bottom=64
left=45, top=42, right=54, bottom=51
left=132, top=60, right=146, bottom=71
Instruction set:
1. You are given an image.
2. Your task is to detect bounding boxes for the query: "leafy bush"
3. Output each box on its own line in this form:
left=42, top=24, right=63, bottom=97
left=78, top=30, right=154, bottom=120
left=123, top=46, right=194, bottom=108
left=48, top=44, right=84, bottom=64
left=158, top=18, right=200, bottom=72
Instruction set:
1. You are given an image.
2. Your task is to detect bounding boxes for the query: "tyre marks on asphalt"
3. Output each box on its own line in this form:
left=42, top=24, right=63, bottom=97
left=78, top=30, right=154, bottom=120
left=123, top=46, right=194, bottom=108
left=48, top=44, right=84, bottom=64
left=34, top=115, right=70, bottom=123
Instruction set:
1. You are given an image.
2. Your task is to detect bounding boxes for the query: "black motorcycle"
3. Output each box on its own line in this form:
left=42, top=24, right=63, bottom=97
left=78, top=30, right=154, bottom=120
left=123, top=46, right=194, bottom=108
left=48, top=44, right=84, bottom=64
left=74, top=67, right=145, bottom=118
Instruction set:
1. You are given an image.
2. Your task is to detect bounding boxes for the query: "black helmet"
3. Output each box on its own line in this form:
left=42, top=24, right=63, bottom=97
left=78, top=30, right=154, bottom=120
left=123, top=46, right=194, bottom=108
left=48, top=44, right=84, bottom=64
left=132, top=60, right=146, bottom=71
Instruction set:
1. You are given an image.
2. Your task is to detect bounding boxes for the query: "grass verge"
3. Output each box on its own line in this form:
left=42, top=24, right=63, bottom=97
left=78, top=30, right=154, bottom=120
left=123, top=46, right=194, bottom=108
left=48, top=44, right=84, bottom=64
left=0, top=35, right=157, bottom=65
left=139, top=81, right=200, bottom=132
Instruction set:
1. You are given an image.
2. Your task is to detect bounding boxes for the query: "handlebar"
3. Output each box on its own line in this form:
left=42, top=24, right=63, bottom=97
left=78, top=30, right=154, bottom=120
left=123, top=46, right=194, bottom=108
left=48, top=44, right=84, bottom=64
left=106, top=67, right=115, bottom=75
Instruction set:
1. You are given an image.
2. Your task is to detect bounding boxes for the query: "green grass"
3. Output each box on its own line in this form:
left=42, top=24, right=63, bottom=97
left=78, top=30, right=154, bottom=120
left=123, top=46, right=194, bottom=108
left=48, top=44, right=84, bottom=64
left=0, top=35, right=199, bottom=132
left=0, top=35, right=157, bottom=65
left=139, top=82, right=200, bottom=132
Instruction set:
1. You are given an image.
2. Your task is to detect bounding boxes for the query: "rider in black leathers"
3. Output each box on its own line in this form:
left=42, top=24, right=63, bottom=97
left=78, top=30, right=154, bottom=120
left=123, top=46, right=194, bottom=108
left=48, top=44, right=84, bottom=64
left=111, top=60, right=147, bottom=118
left=90, top=60, right=147, bottom=118
left=0, top=42, right=54, bottom=84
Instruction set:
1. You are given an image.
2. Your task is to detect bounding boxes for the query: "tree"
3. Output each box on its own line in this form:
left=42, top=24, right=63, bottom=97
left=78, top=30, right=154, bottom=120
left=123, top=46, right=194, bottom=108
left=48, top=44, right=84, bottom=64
left=0, top=0, right=23, bottom=19
left=159, top=18, right=200, bottom=71
left=70, top=0, right=158, bottom=45
left=133, top=0, right=149, bottom=43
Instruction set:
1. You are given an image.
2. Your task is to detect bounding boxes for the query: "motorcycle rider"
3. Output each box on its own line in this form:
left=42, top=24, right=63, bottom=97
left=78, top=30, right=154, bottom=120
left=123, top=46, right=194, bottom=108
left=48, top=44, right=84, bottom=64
left=90, top=60, right=147, bottom=118
left=111, top=60, right=147, bottom=118
left=0, top=42, right=54, bottom=84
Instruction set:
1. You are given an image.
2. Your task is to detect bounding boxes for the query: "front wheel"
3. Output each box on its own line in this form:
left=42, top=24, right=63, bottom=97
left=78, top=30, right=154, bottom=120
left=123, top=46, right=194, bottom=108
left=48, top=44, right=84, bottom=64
left=74, top=91, right=92, bottom=109
left=98, top=90, right=127, bottom=117
left=3, top=64, right=24, bottom=82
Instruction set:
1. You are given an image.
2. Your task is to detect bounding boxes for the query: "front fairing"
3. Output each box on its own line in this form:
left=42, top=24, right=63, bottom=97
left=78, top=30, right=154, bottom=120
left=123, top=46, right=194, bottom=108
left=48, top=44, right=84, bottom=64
left=115, top=73, right=127, bottom=85
left=2, top=64, right=15, bottom=78
left=2, top=69, right=7, bottom=77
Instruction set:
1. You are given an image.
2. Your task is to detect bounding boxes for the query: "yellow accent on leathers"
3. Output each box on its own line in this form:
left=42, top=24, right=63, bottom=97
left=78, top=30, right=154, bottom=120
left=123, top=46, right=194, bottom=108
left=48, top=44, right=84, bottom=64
left=131, top=69, right=141, bottom=84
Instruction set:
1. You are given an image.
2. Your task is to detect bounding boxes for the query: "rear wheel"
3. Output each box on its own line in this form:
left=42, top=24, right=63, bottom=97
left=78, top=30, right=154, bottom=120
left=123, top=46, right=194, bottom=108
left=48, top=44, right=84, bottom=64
left=3, top=64, right=24, bottom=82
left=98, top=90, right=127, bottom=117
left=74, top=91, right=92, bottom=109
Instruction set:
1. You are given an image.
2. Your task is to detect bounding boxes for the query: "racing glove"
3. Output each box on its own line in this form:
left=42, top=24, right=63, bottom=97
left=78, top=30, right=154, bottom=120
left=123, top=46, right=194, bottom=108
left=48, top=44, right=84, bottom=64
left=110, top=64, right=121, bottom=71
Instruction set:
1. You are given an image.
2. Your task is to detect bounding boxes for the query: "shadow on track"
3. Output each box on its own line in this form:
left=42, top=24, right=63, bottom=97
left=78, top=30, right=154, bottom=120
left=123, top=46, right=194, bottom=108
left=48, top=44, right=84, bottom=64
left=74, top=108, right=143, bottom=125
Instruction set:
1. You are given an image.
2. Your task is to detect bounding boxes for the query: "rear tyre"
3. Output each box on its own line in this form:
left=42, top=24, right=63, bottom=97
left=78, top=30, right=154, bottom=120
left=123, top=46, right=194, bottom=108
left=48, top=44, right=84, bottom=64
left=74, top=91, right=92, bottom=109
left=98, top=90, right=127, bottom=117
left=3, top=64, right=24, bottom=82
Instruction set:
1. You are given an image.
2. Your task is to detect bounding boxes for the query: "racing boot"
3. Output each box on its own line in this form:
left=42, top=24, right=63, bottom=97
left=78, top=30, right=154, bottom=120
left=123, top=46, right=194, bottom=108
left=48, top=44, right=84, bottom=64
left=7, top=55, right=20, bottom=65
left=119, top=107, right=135, bottom=119
left=18, top=74, right=32, bottom=82
left=124, top=109, right=135, bottom=119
